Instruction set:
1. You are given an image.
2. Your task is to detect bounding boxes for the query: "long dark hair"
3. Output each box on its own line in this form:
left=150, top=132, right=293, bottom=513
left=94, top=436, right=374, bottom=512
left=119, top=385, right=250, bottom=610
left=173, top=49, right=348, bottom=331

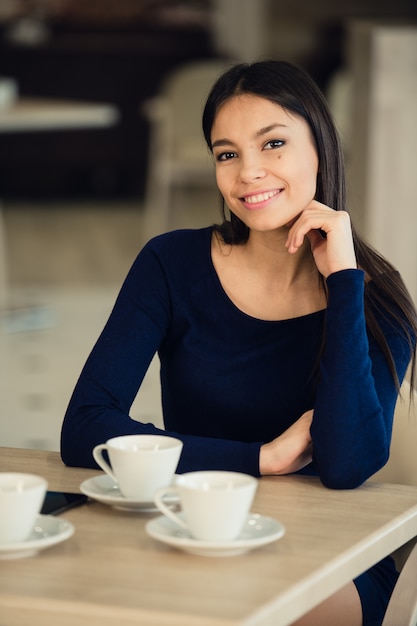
left=202, top=60, right=417, bottom=395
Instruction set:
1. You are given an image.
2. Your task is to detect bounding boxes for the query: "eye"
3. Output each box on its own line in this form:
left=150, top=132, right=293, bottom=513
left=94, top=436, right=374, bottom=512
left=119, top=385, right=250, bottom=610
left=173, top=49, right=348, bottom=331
left=264, top=139, right=285, bottom=150
left=215, top=151, right=237, bottom=162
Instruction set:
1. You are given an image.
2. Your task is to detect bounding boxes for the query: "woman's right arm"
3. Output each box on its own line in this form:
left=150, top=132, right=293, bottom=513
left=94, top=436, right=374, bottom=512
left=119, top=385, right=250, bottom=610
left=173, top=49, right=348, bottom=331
left=60, top=243, right=171, bottom=467
left=60, top=240, right=263, bottom=475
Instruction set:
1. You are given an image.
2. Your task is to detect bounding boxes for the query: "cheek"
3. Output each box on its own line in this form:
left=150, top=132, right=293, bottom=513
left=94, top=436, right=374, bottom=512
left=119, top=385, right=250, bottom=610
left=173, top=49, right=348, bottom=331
left=215, top=170, right=224, bottom=196
left=302, top=178, right=318, bottom=205
left=307, top=168, right=318, bottom=194
left=299, top=159, right=319, bottom=196
left=215, top=169, right=232, bottom=198
left=289, top=170, right=317, bottom=208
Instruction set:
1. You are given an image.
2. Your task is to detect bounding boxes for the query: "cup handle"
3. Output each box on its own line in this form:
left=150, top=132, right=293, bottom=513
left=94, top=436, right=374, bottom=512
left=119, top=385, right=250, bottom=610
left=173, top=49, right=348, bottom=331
left=92, top=444, right=117, bottom=482
left=154, top=487, right=189, bottom=531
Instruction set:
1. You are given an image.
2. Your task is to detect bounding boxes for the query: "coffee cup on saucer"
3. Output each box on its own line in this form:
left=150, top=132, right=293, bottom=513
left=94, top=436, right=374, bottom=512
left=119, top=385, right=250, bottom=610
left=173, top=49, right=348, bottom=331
left=0, top=473, right=48, bottom=544
left=92, top=434, right=183, bottom=501
left=153, top=470, right=257, bottom=542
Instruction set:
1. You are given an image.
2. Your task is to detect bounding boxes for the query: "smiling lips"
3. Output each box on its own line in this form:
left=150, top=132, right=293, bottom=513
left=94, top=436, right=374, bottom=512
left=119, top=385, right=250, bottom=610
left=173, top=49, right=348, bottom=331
left=242, top=189, right=283, bottom=205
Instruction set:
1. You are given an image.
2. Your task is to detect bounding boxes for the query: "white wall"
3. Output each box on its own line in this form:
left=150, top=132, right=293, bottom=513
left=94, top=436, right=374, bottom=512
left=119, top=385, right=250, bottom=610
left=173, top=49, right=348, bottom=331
left=348, top=22, right=417, bottom=303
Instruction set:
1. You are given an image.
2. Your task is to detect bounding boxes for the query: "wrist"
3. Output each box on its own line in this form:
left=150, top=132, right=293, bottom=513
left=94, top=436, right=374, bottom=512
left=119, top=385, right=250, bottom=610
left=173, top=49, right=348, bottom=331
left=259, top=441, right=281, bottom=476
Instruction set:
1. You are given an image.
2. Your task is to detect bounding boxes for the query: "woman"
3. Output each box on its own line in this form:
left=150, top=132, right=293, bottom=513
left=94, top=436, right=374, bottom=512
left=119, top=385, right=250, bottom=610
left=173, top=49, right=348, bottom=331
left=61, top=61, right=417, bottom=625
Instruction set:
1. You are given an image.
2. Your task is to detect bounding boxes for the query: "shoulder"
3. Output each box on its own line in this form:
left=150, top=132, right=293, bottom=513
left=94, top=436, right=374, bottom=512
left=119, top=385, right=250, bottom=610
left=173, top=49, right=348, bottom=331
left=145, top=227, right=213, bottom=257
left=119, top=227, right=214, bottom=309
left=128, top=227, right=213, bottom=288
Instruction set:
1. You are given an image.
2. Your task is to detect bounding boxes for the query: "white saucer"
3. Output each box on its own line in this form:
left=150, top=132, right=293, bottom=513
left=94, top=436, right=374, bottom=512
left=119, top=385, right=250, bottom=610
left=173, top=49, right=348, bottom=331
left=0, top=515, right=74, bottom=560
left=80, top=474, right=178, bottom=512
left=146, top=513, right=285, bottom=557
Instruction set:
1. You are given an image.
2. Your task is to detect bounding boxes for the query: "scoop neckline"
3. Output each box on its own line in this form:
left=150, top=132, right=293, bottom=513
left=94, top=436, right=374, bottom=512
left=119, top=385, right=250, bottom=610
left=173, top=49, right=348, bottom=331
left=206, top=227, right=326, bottom=324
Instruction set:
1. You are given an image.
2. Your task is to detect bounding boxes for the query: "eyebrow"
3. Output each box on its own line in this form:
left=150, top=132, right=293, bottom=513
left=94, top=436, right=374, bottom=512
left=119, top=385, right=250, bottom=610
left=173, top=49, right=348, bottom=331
left=211, top=123, right=288, bottom=149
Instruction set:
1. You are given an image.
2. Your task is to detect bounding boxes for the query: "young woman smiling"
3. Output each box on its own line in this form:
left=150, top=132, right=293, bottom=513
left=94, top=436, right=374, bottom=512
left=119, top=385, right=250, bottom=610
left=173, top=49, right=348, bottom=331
left=61, top=61, right=417, bottom=626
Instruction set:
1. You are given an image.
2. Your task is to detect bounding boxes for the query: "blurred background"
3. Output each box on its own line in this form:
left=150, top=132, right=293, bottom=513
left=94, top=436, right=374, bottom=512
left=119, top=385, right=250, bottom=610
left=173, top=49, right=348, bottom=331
left=0, top=0, right=416, bottom=451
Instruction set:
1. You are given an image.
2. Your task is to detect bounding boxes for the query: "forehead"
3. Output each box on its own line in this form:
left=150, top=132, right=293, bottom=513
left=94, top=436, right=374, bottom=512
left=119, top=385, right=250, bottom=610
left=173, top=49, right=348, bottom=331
left=212, top=94, right=309, bottom=138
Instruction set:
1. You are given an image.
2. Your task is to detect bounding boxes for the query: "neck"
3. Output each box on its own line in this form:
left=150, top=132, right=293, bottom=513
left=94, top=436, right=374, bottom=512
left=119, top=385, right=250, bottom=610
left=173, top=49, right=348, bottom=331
left=243, top=229, right=318, bottom=290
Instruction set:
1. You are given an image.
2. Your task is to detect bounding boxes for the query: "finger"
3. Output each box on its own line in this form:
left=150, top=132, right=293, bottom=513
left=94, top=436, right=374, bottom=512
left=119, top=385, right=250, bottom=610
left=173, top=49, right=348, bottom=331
left=286, top=208, right=344, bottom=252
left=286, top=216, right=316, bottom=253
left=306, top=228, right=326, bottom=252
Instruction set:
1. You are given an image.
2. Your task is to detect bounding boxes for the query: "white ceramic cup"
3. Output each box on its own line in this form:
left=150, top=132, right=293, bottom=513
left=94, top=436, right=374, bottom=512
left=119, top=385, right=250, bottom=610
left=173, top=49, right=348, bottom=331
left=93, top=434, right=183, bottom=501
left=154, top=470, right=258, bottom=542
left=0, top=473, right=48, bottom=544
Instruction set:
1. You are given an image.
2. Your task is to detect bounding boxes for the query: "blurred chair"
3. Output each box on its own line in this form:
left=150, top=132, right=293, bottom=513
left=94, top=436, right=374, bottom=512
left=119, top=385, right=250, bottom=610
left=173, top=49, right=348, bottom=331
left=0, top=208, right=8, bottom=310
left=381, top=539, right=417, bottom=626
left=372, top=380, right=417, bottom=626
left=372, top=380, right=417, bottom=488
left=141, top=59, right=228, bottom=241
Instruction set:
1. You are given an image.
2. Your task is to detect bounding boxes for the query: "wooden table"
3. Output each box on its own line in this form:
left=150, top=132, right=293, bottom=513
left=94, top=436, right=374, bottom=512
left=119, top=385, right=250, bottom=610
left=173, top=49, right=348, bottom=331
left=1, top=447, right=417, bottom=626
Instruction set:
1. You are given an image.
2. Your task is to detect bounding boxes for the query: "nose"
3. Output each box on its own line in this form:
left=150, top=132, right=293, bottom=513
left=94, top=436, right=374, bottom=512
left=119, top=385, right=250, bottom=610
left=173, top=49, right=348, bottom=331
left=239, top=154, right=266, bottom=184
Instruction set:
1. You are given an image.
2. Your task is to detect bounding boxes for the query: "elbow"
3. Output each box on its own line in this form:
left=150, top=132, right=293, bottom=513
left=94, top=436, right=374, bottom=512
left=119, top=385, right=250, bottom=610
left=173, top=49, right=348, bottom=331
left=60, top=438, right=96, bottom=469
left=319, top=472, right=366, bottom=490
left=60, top=427, right=71, bottom=466
left=60, top=416, right=96, bottom=469
left=60, top=417, right=77, bottom=467
left=317, top=452, right=390, bottom=491
left=60, top=435, right=79, bottom=468
left=60, top=444, right=77, bottom=468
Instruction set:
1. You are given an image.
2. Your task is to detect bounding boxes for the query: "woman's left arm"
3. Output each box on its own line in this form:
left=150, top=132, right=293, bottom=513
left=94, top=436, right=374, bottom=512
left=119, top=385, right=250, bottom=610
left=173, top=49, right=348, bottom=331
left=311, top=269, right=412, bottom=489
left=287, top=201, right=413, bottom=488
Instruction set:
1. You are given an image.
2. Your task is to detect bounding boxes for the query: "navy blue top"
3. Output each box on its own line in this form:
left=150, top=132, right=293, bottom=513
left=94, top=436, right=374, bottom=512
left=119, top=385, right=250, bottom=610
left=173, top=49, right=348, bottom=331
left=61, top=227, right=412, bottom=488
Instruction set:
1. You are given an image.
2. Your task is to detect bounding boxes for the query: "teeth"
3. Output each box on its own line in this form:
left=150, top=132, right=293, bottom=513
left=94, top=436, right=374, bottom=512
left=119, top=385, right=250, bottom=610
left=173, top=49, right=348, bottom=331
left=244, top=190, right=279, bottom=203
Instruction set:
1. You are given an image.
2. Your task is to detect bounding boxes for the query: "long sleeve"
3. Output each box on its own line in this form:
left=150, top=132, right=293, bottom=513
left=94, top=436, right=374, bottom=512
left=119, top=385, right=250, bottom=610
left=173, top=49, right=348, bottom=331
left=310, top=269, right=413, bottom=489
left=61, top=229, right=414, bottom=487
left=60, top=232, right=262, bottom=476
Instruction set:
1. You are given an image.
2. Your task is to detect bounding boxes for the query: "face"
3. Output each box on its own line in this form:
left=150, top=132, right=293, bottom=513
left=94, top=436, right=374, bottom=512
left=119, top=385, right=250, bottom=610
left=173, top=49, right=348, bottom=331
left=211, top=94, right=319, bottom=234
